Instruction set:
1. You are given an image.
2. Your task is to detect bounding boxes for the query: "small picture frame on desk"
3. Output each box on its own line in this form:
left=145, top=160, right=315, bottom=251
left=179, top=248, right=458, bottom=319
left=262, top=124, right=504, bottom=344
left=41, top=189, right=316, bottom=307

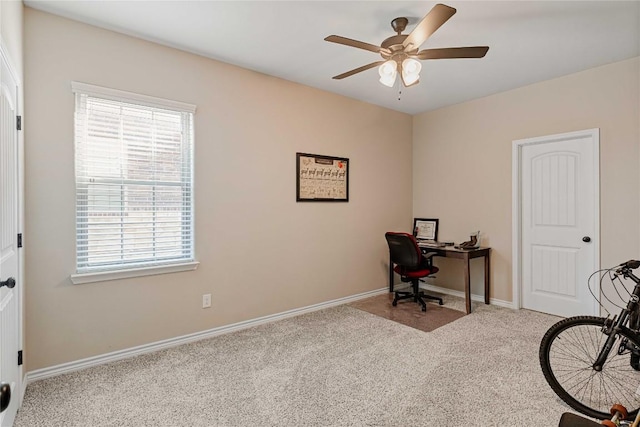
left=413, top=218, right=439, bottom=241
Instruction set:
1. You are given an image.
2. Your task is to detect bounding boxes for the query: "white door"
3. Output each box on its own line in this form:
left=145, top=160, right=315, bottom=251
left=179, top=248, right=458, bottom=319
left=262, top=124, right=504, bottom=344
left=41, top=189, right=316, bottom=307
left=517, top=129, right=599, bottom=317
left=0, top=47, right=21, bottom=427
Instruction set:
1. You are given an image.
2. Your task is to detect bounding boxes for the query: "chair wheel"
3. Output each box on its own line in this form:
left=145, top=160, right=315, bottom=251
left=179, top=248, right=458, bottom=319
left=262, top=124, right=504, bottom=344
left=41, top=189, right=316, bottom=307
left=392, top=300, right=398, bottom=307
left=438, top=301, right=443, bottom=305
left=421, top=306, right=426, bottom=312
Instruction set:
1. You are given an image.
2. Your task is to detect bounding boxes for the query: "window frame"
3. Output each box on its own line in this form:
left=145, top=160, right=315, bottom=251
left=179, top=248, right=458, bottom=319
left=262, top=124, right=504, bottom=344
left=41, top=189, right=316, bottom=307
left=70, top=82, right=198, bottom=284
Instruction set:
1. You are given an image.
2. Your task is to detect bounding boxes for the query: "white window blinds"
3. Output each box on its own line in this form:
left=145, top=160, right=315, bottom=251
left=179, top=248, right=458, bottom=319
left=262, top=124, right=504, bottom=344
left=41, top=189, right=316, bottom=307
left=73, top=82, right=195, bottom=274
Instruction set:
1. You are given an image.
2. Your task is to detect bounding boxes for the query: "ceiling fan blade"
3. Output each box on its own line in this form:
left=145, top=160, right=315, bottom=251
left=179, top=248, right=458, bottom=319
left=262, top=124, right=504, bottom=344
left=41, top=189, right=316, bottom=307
left=325, top=35, right=391, bottom=55
left=332, top=61, right=385, bottom=80
left=402, top=4, right=456, bottom=50
left=415, top=46, right=489, bottom=60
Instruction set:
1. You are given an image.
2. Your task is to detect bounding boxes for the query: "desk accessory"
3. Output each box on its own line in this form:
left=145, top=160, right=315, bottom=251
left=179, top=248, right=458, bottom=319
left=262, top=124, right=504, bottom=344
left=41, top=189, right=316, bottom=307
left=413, top=218, right=438, bottom=241
left=417, top=240, right=446, bottom=248
left=455, top=231, right=480, bottom=249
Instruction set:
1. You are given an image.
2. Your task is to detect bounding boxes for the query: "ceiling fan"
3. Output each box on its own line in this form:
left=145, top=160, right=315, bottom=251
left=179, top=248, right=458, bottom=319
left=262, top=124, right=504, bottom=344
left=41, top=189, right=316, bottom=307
left=324, top=3, right=489, bottom=88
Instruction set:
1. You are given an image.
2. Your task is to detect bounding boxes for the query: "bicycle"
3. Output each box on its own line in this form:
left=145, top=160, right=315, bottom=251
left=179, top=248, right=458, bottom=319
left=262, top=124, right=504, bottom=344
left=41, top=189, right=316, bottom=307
left=558, top=404, right=640, bottom=426
left=540, top=260, right=640, bottom=421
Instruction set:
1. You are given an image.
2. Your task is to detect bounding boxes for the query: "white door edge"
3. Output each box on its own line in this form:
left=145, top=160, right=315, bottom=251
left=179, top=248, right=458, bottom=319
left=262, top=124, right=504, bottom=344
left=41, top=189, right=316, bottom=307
left=1, top=35, right=24, bottom=414
left=512, top=128, right=600, bottom=315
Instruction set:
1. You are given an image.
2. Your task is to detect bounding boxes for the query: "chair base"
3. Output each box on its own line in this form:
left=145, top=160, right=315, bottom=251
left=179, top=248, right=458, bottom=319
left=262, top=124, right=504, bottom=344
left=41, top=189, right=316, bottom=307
left=392, top=279, right=443, bottom=312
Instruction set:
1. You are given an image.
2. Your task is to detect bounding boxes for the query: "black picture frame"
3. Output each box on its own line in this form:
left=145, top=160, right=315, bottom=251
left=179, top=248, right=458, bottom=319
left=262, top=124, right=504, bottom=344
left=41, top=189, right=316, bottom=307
left=296, top=153, right=349, bottom=202
left=413, top=218, right=439, bottom=241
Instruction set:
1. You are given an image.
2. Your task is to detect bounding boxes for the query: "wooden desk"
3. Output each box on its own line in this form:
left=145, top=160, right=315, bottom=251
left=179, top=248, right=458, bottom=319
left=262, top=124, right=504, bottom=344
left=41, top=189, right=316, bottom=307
left=388, top=246, right=491, bottom=314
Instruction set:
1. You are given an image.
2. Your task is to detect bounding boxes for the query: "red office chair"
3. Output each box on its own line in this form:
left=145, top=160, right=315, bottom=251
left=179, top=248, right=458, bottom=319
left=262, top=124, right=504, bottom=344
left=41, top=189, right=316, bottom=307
left=385, top=232, right=443, bottom=312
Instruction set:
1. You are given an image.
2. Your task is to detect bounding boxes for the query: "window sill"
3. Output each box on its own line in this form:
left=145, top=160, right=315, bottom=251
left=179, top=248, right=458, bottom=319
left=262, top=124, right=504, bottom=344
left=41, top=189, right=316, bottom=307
left=70, top=261, right=199, bottom=285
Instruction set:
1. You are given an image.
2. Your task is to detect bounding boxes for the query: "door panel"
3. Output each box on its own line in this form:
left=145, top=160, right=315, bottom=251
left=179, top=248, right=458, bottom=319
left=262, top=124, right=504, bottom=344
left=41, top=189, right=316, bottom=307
left=531, top=245, right=578, bottom=298
left=532, top=153, right=576, bottom=227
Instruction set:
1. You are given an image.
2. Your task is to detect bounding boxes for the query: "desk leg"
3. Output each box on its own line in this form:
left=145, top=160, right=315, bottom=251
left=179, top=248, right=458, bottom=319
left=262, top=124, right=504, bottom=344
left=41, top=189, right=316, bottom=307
left=484, top=252, right=490, bottom=305
left=389, top=254, right=394, bottom=293
left=464, top=255, right=471, bottom=314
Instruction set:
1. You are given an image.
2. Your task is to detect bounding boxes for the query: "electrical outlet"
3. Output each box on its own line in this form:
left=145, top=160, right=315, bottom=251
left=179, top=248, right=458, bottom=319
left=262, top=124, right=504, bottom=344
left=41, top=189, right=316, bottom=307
left=202, top=293, right=211, bottom=308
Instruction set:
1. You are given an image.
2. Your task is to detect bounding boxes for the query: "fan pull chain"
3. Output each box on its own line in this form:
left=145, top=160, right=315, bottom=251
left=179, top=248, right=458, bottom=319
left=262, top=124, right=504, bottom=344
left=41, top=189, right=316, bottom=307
left=397, top=78, right=402, bottom=101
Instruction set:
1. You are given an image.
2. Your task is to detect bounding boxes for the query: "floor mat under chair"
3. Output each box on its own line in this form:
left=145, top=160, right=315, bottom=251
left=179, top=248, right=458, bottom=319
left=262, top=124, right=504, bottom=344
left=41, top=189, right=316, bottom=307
left=349, top=292, right=466, bottom=332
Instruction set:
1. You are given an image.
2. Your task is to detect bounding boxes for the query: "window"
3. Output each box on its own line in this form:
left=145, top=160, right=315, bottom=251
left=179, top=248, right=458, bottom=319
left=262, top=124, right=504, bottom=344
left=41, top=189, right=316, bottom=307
left=71, top=82, right=197, bottom=283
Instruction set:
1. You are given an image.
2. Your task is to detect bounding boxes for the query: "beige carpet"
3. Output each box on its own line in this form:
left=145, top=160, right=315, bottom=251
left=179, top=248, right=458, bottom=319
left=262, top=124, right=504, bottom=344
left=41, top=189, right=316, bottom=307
left=349, top=292, right=466, bottom=332
left=15, top=297, right=570, bottom=426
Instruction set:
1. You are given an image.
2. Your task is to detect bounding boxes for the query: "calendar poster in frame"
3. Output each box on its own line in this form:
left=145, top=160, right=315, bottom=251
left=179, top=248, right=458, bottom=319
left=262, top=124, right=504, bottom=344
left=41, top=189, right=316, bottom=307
left=296, top=153, right=349, bottom=202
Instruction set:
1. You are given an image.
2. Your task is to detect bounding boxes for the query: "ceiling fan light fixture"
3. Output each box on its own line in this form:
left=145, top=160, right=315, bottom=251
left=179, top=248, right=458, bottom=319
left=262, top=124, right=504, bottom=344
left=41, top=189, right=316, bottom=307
left=402, top=58, right=422, bottom=86
left=378, top=60, right=397, bottom=87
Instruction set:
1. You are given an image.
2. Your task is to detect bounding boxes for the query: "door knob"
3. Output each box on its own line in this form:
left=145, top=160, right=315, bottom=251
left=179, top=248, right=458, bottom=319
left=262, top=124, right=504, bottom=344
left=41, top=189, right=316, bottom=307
left=582, top=236, right=591, bottom=243
left=0, top=277, right=15, bottom=289
left=0, top=382, right=10, bottom=413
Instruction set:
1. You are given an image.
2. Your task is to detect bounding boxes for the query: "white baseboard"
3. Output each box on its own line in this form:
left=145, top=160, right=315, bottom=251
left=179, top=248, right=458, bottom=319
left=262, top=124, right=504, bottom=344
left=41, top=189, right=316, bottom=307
left=26, top=287, right=388, bottom=384
left=421, top=283, right=514, bottom=310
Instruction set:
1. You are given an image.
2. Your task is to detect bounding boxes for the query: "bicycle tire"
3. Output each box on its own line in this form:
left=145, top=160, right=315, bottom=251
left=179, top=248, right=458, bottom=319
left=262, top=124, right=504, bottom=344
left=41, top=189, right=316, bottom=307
left=539, top=316, right=640, bottom=420
left=630, top=311, right=640, bottom=370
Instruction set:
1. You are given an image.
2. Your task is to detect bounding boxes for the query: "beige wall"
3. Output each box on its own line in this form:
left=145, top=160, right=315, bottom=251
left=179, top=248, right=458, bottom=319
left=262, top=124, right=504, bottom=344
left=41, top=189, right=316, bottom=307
left=1, top=0, right=23, bottom=78
left=24, top=8, right=413, bottom=371
left=413, top=57, right=640, bottom=303
left=23, top=5, right=640, bottom=372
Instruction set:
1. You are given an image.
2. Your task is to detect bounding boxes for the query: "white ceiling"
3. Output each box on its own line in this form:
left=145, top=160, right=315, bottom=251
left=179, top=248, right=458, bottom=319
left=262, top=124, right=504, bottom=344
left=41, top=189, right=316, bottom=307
left=25, top=1, right=640, bottom=115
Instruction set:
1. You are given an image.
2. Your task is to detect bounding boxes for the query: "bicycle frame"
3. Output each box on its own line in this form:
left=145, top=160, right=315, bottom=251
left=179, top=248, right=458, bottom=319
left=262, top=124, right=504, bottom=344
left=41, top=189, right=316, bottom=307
left=593, top=269, right=640, bottom=370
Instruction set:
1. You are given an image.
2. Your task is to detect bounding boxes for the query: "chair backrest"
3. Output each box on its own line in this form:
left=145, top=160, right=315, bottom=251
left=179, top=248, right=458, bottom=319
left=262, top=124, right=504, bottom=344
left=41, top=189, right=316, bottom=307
left=385, top=232, right=422, bottom=268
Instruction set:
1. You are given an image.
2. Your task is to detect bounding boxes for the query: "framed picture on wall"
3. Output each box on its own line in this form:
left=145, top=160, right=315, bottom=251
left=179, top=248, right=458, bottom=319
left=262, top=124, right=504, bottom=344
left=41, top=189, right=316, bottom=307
left=413, top=218, right=439, bottom=241
left=296, top=153, right=349, bottom=202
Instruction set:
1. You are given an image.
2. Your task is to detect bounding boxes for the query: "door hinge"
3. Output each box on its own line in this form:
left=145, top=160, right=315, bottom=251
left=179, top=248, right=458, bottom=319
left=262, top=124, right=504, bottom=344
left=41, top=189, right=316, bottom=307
left=17, top=233, right=22, bottom=248
left=16, top=115, right=21, bottom=131
left=17, top=351, right=22, bottom=366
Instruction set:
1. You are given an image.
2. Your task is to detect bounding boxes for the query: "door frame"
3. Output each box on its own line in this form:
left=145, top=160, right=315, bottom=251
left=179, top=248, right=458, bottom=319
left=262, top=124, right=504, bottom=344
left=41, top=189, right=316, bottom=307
left=1, top=35, right=24, bottom=414
left=511, top=128, right=600, bottom=313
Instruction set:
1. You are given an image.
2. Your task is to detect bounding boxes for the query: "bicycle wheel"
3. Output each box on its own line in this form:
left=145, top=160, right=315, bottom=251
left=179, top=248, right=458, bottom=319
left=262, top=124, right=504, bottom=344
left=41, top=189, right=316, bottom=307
left=539, top=316, right=640, bottom=420
left=630, top=311, right=640, bottom=370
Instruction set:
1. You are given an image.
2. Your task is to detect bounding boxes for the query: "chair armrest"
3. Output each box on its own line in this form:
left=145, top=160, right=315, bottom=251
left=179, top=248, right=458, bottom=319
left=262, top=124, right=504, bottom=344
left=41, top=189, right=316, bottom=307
left=422, top=252, right=438, bottom=260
